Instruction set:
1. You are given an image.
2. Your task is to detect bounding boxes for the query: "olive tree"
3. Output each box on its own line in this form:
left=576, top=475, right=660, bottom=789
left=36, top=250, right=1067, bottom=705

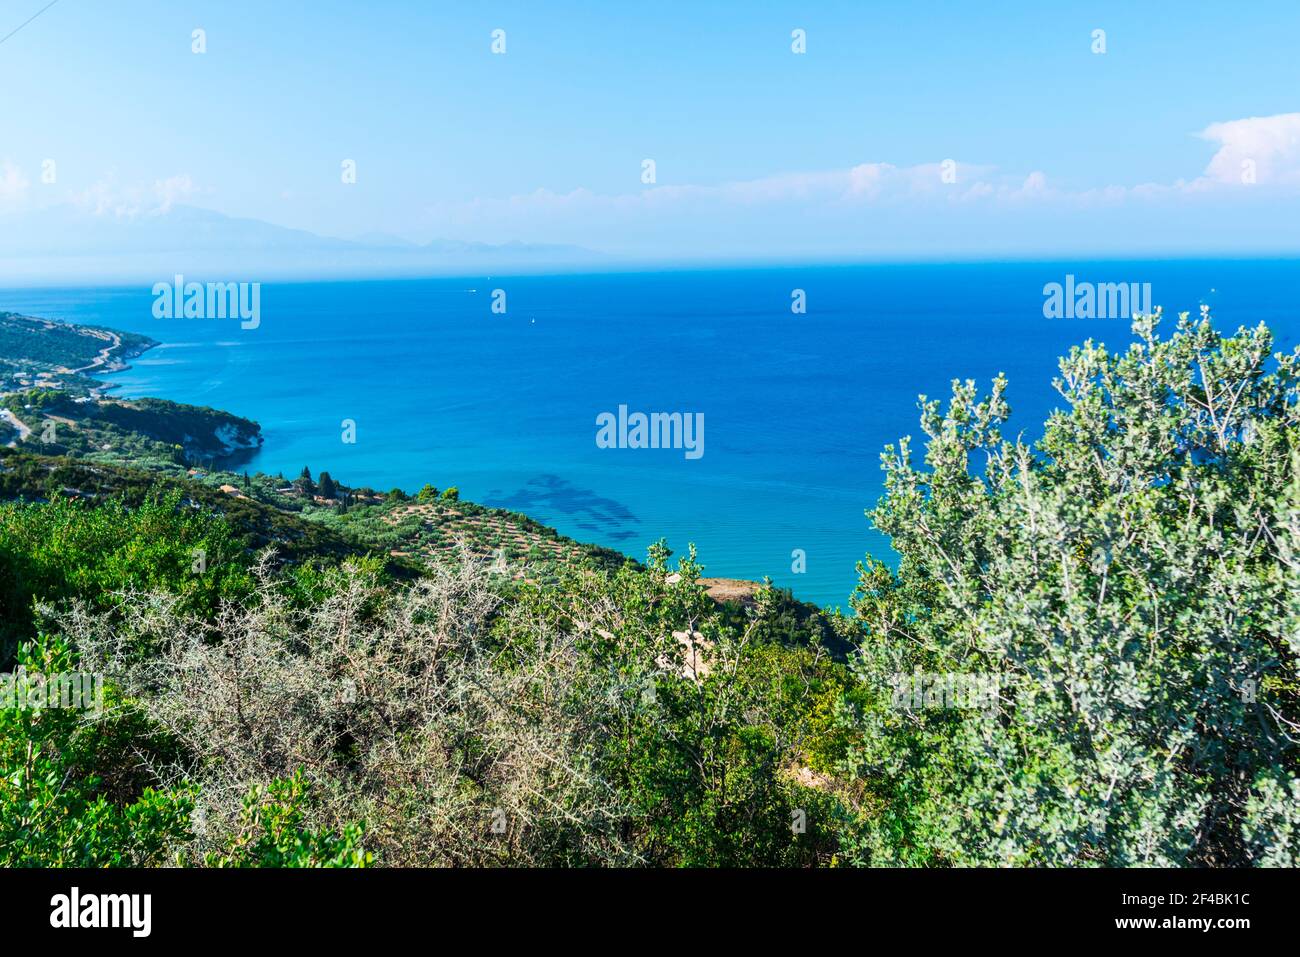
left=844, top=311, right=1300, bottom=866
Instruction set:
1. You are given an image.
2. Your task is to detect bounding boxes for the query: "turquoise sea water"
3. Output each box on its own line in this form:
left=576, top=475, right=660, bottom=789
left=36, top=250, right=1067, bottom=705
left=4, top=261, right=1298, bottom=607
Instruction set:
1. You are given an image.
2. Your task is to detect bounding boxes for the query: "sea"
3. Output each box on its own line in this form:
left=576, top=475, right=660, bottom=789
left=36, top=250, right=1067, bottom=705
left=3, top=260, right=1298, bottom=608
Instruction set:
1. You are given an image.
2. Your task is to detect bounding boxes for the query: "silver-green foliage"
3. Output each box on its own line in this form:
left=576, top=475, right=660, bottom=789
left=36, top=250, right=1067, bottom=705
left=846, top=312, right=1300, bottom=866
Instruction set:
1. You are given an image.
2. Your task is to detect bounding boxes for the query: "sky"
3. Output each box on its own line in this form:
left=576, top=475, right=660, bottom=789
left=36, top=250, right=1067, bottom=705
left=1, top=0, right=1300, bottom=273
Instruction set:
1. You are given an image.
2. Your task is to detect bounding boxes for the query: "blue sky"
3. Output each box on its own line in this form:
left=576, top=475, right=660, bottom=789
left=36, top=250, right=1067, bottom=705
left=2, top=0, right=1299, bottom=268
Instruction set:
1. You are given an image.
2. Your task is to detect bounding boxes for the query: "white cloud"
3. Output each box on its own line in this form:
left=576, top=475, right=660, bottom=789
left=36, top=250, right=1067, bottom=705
left=0, top=162, right=30, bottom=208
left=1018, top=170, right=1048, bottom=196
left=704, top=160, right=1019, bottom=205
left=152, top=174, right=196, bottom=211
left=445, top=111, right=1300, bottom=230
left=1199, top=112, right=1300, bottom=186
left=68, top=172, right=197, bottom=217
left=444, top=160, right=1031, bottom=223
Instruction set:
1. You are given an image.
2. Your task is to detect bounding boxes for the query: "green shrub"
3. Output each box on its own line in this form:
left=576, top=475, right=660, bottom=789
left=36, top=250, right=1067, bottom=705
left=201, top=771, right=369, bottom=868
left=0, top=492, right=253, bottom=665
left=841, top=312, right=1300, bottom=866
left=0, top=633, right=193, bottom=866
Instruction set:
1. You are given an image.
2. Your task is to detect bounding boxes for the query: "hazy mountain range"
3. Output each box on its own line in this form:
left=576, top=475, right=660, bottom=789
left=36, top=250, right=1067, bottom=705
left=0, top=204, right=603, bottom=284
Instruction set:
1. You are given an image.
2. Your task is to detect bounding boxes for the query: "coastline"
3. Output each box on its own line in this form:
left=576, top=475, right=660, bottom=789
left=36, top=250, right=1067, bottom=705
left=27, top=314, right=637, bottom=577
left=86, top=337, right=155, bottom=396
left=77, top=324, right=789, bottom=601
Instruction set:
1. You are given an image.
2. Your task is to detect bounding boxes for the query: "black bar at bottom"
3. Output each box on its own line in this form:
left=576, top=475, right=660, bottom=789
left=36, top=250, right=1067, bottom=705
left=0, top=866, right=1282, bottom=943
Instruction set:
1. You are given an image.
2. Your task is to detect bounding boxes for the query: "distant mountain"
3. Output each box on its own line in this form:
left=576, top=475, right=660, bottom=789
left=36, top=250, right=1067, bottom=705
left=0, top=204, right=603, bottom=283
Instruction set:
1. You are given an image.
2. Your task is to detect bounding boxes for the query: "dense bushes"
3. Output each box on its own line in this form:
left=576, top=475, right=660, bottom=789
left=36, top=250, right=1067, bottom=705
left=1, top=486, right=843, bottom=865
left=40, top=543, right=841, bottom=866
left=841, top=312, right=1300, bottom=865
left=0, top=630, right=367, bottom=868
left=0, top=493, right=252, bottom=667
left=495, top=543, right=847, bottom=865
left=0, top=633, right=193, bottom=866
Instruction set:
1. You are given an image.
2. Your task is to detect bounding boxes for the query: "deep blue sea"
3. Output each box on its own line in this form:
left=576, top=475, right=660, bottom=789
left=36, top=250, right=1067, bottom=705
left=4, top=261, right=1298, bottom=607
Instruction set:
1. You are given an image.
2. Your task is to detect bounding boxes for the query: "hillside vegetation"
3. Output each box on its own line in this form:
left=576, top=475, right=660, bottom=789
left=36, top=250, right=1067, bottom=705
left=2, top=389, right=262, bottom=463
left=2, top=311, right=1298, bottom=866
left=0, top=313, right=154, bottom=394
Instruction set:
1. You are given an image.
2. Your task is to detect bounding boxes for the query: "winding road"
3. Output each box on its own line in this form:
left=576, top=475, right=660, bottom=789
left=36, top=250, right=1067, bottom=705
left=0, top=408, right=32, bottom=447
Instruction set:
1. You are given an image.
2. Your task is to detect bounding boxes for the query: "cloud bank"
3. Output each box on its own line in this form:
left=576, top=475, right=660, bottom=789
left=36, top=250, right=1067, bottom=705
left=2, top=111, right=1299, bottom=272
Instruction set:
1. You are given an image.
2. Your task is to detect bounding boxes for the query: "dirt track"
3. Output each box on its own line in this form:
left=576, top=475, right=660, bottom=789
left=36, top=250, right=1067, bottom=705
left=0, top=408, right=32, bottom=447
